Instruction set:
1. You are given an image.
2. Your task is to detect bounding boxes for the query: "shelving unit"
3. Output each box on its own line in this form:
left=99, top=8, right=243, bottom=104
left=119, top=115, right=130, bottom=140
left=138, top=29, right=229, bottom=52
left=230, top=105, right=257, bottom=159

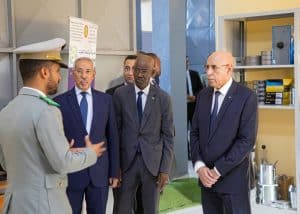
left=235, top=65, right=294, bottom=69
left=258, top=104, right=294, bottom=110
left=218, top=9, right=300, bottom=213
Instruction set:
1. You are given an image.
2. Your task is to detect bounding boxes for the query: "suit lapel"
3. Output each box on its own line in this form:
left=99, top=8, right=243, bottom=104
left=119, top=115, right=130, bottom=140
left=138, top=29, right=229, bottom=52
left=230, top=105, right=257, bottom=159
left=127, top=85, right=140, bottom=129
left=203, top=88, right=214, bottom=141
left=89, top=89, right=98, bottom=137
left=208, top=82, right=236, bottom=141
left=67, top=88, right=86, bottom=132
left=140, top=85, right=156, bottom=130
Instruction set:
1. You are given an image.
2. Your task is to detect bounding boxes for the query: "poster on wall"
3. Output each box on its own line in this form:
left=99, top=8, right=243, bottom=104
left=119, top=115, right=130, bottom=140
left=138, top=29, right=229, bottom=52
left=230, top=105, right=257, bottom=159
left=68, top=16, right=98, bottom=89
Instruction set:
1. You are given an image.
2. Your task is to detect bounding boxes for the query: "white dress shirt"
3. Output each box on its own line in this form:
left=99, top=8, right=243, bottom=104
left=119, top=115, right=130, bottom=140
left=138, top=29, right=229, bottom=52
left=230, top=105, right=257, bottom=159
left=134, top=84, right=150, bottom=111
left=194, top=78, right=233, bottom=175
left=186, top=70, right=194, bottom=97
left=75, top=86, right=93, bottom=134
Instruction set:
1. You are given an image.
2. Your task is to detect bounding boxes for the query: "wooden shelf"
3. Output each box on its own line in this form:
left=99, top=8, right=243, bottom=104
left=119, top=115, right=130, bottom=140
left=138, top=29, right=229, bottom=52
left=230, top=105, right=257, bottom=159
left=258, top=104, right=294, bottom=110
left=218, top=10, right=300, bottom=213
left=235, top=65, right=294, bottom=70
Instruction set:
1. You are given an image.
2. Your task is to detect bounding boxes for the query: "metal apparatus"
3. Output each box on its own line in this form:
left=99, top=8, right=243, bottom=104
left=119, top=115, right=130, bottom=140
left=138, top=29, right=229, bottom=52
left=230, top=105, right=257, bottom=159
left=257, top=145, right=278, bottom=204
left=258, top=163, right=278, bottom=204
left=289, top=185, right=297, bottom=209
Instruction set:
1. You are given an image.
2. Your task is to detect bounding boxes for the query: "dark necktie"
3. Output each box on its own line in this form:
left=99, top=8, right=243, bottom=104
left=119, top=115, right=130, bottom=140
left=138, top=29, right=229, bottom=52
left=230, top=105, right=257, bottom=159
left=80, top=92, right=88, bottom=128
left=137, top=91, right=143, bottom=124
left=210, top=91, right=221, bottom=132
left=155, top=76, right=160, bottom=86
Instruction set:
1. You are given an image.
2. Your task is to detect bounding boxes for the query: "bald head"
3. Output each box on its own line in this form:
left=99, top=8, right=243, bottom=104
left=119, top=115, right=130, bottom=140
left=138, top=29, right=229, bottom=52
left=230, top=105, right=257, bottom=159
left=208, top=51, right=234, bottom=70
left=205, top=51, right=234, bottom=89
left=134, top=53, right=155, bottom=90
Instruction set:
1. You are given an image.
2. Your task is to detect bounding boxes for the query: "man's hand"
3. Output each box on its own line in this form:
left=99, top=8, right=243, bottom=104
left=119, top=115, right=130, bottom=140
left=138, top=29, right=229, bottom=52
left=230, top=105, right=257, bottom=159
left=115, top=170, right=122, bottom=188
left=109, top=178, right=119, bottom=188
left=197, top=166, right=218, bottom=188
left=187, top=95, right=196, bottom=102
left=84, top=135, right=106, bottom=157
left=69, top=139, right=85, bottom=152
left=210, top=168, right=220, bottom=180
left=157, top=173, right=169, bottom=191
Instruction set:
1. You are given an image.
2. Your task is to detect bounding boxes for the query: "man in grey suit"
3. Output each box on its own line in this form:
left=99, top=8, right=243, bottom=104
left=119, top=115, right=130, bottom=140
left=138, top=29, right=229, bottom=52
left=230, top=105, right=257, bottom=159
left=0, top=38, right=105, bottom=214
left=113, top=53, right=174, bottom=214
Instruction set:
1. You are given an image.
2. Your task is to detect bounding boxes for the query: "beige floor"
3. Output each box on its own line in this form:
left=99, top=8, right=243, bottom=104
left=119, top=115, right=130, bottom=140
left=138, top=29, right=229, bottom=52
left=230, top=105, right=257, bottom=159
left=102, top=161, right=297, bottom=214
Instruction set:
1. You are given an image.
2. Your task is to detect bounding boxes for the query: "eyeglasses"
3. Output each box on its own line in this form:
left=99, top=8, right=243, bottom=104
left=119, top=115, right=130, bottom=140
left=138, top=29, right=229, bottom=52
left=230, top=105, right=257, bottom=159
left=204, top=64, right=229, bottom=71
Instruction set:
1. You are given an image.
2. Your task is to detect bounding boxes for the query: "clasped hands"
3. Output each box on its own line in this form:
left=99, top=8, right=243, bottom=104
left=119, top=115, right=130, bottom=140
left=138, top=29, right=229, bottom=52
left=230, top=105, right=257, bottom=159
left=197, top=166, right=220, bottom=188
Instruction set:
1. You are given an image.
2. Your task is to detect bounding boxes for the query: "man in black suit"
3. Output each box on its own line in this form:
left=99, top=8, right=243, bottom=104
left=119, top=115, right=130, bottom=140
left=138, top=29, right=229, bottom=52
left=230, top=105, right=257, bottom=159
left=186, top=56, right=203, bottom=159
left=113, top=53, right=174, bottom=214
left=190, top=51, right=258, bottom=214
left=133, top=52, right=161, bottom=214
left=106, top=54, right=136, bottom=214
left=106, top=55, right=137, bottom=95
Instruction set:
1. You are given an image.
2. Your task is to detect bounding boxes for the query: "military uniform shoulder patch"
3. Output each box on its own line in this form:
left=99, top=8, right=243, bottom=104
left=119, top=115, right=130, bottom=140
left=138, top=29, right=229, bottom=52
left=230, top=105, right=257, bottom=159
left=39, top=96, right=60, bottom=107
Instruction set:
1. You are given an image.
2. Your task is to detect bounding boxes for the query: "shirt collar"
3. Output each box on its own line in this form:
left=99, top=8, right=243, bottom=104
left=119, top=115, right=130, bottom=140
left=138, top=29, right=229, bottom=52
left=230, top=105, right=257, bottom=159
left=134, top=83, right=150, bottom=96
left=215, top=78, right=233, bottom=96
left=75, top=86, right=92, bottom=96
left=22, top=86, right=46, bottom=97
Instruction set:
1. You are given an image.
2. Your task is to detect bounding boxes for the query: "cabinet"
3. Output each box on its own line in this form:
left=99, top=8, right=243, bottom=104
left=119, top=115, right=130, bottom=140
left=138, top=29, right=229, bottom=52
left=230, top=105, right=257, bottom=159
left=217, top=9, right=300, bottom=213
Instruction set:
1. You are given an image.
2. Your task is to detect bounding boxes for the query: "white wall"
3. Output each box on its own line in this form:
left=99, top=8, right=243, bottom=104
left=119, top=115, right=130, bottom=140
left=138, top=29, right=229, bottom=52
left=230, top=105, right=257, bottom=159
left=0, top=0, right=136, bottom=101
left=141, top=0, right=152, bottom=32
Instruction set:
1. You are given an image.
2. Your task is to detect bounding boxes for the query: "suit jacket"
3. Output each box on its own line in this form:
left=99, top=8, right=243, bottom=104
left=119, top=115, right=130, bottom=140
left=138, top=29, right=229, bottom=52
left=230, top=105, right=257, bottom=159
left=106, top=83, right=125, bottom=96
left=113, top=84, right=174, bottom=176
left=0, top=88, right=97, bottom=214
left=188, top=70, right=203, bottom=96
left=54, top=88, right=119, bottom=189
left=190, top=81, right=258, bottom=193
left=187, top=70, right=203, bottom=121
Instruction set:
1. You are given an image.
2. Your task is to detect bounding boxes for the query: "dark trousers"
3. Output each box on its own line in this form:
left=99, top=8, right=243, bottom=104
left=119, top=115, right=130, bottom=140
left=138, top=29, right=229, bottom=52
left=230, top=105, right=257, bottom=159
left=112, top=188, right=119, bottom=214
left=67, top=183, right=108, bottom=214
left=114, top=154, right=160, bottom=214
left=134, top=185, right=143, bottom=214
left=201, top=188, right=251, bottom=214
left=114, top=182, right=144, bottom=214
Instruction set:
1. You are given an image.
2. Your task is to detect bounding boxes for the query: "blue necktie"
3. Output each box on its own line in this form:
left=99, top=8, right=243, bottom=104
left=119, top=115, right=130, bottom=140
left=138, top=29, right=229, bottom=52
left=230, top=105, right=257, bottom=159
left=80, top=92, right=88, bottom=128
left=210, top=91, right=221, bottom=133
left=137, top=91, right=143, bottom=124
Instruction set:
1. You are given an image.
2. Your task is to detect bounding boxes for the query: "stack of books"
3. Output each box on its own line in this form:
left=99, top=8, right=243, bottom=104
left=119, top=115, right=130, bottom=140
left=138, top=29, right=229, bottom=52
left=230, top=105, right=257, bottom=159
left=252, top=80, right=266, bottom=105
left=264, top=79, right=293, bottom=105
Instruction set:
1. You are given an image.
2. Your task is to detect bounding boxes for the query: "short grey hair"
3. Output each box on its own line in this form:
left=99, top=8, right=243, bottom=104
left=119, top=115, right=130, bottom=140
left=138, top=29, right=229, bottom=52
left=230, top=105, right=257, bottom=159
left=73, top=57, right=95, bottom=69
